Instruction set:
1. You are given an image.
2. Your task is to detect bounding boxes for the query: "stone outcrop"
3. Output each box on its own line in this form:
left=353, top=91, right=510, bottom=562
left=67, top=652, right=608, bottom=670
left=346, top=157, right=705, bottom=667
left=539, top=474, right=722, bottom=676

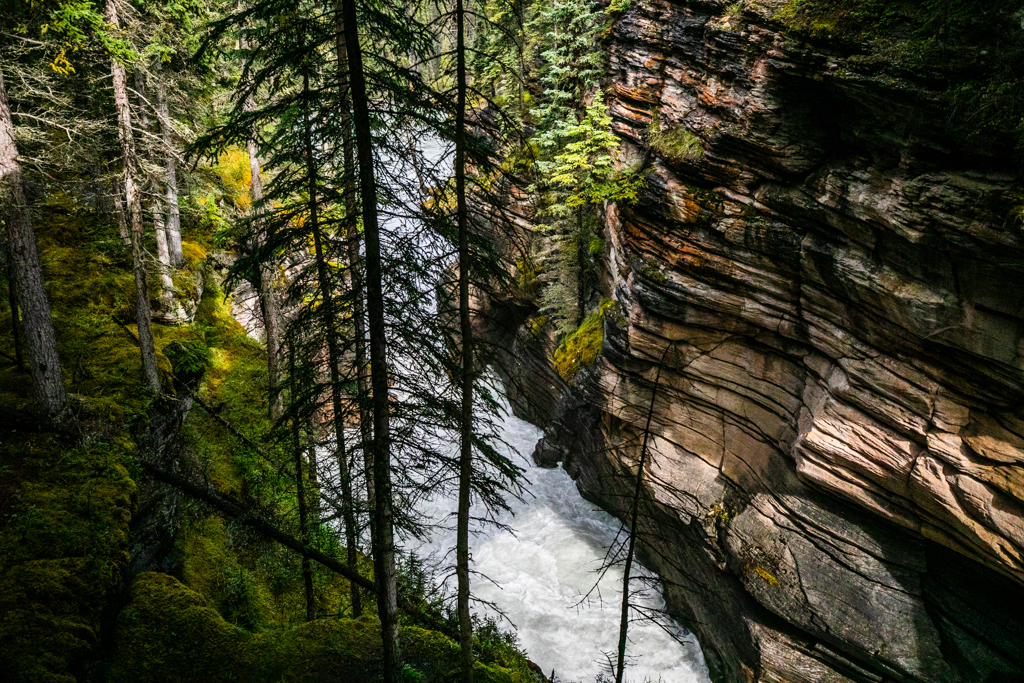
left=491, top=2, right=1024, bottom=682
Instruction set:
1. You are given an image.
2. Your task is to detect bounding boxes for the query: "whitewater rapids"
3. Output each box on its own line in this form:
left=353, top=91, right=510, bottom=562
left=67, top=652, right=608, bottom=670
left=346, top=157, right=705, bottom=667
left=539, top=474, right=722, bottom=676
left=408, top=396, right=710, bottom=683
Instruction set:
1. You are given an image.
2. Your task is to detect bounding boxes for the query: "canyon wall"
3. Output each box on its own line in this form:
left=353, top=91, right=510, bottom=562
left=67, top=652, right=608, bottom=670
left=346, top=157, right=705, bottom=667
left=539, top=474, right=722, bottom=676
left=492, top=2, right=1024, bottom=682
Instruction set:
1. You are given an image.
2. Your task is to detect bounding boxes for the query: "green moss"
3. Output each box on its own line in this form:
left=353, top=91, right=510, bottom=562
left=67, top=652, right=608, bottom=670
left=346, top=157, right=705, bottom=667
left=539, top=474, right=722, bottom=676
left=639, top=264, right=667, bottom=283
left=553, top=299, right=616, bottom=384
left=514, top=257, right=544, bottom=299
left=109, top=573, right=536, bottom=683
left=650, top=126, right=704, bottom=163
left=648, top=111, right=704, bottom=163
left=0, top=436, right=136, bottom=683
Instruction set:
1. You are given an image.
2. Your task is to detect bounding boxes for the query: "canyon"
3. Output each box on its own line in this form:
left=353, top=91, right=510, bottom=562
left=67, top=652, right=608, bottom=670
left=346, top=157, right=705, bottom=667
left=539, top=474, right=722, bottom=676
left=487, top=2, right=1024, bottom=682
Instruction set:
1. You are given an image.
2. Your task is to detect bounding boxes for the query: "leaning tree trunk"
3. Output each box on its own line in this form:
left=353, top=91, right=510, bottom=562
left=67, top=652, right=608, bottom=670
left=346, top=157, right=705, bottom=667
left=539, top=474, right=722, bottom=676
left=300, top=61, right=362, bottom=619
left=0, top=70, right=67, bottom=415
left=154, top=62, right=182, bottom=269
left=340, top=0, right=401, bottom=677
left=106, top=0, right=161, bottom=395
left=454, top=1, right=475, bottom=680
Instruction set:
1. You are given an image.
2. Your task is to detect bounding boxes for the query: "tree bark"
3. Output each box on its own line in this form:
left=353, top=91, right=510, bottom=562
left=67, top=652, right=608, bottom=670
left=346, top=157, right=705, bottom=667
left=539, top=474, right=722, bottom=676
left=106, top=0, right=160, bottom=395
left=135, top=71, right=175, bottom=308
left=455, top=0, right=475, bottom=680
left=111, top=177, right=131, bottom=246
left=300, top=61, right=362, bottom=620
left=339, top=0, right=401, bottom=677
left=333, top=0, right=374, bottom=551
left=0, top=70, right=67, bottom=414
left=154, top=62, right=182, bottom=269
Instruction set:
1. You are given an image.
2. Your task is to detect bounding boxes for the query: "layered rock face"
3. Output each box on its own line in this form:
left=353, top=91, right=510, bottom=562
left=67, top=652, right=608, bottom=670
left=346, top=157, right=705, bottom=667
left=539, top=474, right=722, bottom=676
left=495, top=2, right=1024, bottom=682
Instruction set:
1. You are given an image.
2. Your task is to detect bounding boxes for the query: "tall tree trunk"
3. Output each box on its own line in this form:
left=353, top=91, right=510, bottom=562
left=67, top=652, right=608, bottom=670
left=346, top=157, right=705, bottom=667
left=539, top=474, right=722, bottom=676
left=135, top=71, right=175, bottom=308
left=615, top=345, right=670, bottom=683
left=106, top=0, right=160, bottom=395
left=154, top=62, right=182, bottom=269
left=290, top=343, right=315, bottom=622
left=0, top=71, right=67, bottom=415
left=333, top=0, right=374, bottom=552
left=340, top=0, right=400, bottom=676
left=242, top=45, right=282, bottom=420
left=300, top=62, right=362, bottom=619
left=455, top=0, right=475, bottom=680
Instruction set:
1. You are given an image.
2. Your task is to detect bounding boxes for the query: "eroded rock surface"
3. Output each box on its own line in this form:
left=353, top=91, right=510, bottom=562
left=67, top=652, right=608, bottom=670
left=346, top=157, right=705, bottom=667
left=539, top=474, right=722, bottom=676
left=492, top=2, right=1024, bottom=682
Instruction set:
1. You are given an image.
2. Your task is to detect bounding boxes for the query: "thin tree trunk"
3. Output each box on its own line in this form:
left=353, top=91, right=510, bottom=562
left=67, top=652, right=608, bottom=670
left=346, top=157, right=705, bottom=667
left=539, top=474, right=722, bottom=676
left=242, top=45, right=282, bottom=420
left=615, top=345, right=670, bottom=683
left=307, top=446, right=321, bottom=520
left=4, top=256, right=24, bottom=370
left=0, top=71, right=66, bottom=414
left=290, top=343, right=315, bottom=622
left=340, top=0, right=400, bottom=676
left=455, top=0, right=474, bottom=680
left=154, top=62, right=182, bottom=269
left=151, top=194, right=174, bottom=302
left=333, top=0, right=374, bottom=552
left=576, top=206, right=585, bottom=329
left=106, top=0, right=160, bottom=395
left=300, top=62, right=362, bottom=619
left=141, top=459, right=378, bottom=592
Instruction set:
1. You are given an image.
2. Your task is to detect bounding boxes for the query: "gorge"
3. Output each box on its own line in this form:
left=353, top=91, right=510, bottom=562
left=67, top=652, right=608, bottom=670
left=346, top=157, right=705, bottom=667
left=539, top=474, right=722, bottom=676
left=483, top=2, right=1024, bottom=682
left=2, top=1, right=1023, bottom=682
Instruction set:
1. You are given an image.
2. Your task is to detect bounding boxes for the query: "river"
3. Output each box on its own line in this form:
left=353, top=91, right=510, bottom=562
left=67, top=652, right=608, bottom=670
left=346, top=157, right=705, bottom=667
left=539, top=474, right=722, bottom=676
left=407, top=390, right=710, bottom=683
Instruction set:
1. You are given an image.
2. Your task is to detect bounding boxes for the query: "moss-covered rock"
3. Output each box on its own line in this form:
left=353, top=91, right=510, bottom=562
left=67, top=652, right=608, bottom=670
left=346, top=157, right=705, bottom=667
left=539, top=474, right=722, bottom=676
left=553, top=299, right=617, bottom=384
left=0, top=435, right=136, bottom=683
left=109, top=573, right=538, bottom=683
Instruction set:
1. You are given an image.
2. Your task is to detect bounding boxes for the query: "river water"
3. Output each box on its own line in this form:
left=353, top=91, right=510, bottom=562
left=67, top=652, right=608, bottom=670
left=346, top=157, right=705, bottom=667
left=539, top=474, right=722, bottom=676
left=407, top=392, right=710, bottom=683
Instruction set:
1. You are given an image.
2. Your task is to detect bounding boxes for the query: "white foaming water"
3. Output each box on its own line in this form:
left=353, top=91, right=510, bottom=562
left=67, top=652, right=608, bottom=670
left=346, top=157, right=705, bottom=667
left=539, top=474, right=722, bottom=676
left=407, top=397, right=710, bottom=683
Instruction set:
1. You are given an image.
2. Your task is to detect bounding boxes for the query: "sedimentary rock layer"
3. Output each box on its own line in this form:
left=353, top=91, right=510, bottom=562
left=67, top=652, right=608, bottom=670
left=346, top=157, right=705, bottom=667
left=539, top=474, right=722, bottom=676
left=495, top=2, right=1024, bottom=682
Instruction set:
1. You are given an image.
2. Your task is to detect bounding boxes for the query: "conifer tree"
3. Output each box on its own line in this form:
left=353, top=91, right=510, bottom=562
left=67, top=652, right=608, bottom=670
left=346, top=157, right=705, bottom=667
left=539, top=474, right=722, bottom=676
left=105, top=0, right=161, bottom=394
left=454, top=0, right=475, bottom=677
left=337, top=0, right=402, bottom=673
left=0, top=70, right=67, bottom=415
left=533, top=91, right=642, bottom=334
